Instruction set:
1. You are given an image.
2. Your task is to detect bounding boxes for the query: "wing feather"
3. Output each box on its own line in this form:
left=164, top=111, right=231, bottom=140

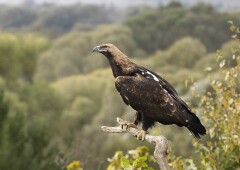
left=115, top=74, right=178, bottom=121
left=137, top=67, right=192, bottom=112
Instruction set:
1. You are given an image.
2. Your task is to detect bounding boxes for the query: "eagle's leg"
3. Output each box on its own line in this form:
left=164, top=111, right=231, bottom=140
left=134, top=114, right=153, bottom=141
left=133, top=111, right=142, bottom=126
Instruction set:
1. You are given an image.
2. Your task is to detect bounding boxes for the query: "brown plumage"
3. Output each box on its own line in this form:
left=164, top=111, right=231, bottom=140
left=92, top=43, right=206, bottom=139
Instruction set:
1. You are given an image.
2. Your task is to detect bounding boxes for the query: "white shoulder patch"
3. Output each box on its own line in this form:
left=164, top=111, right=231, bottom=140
left=146, top=71, right=159, bottom=82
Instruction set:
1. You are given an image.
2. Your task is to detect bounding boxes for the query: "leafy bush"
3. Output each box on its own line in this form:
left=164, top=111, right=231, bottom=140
left=106, top=146, right=155, bottom=170
left=170, top=22, right=240, bottom=170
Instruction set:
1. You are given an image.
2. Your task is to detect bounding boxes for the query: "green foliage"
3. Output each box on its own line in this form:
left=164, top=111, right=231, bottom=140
left=126, top=3, right=238, bottom=54
left=35, top=24, right=144, bottom=82
left=107, top=146, right=154, bottom=170
left=16, top=81, right=66, bottom=122
left=0, top=6, right=36, bottom=28
left=228, top=20, right=240, bottom=40
left=67, top=161, right=83, bottom=170
left=50, top=70, right=131, bottom=169
left=142, top=37, right=206, bottom=69
left=0, top=32, right=49, bottom=83
left=0, top=4, right=123, bottom=38
left=0, top=87, right=8, bottom=132
left=171, top=61, right=240, bottom=170
left=170, top=23, right=240, bottom=170
left=0, top=85, right=59, bottom=170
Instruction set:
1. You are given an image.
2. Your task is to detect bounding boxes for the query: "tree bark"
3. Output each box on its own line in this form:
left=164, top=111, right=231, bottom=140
left=101, top=117, right=170, bottom=170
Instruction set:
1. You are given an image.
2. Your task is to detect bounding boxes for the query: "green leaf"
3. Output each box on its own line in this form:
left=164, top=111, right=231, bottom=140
left=121, top=157, right=131, bottom=167
left=132, top=156, right=148, bottom=168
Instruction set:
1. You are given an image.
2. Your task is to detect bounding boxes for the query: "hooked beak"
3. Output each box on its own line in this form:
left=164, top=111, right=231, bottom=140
left=92, top=46, right=100, bottom=53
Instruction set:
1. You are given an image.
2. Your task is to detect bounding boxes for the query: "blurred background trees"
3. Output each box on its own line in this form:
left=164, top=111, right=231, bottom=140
left=126, top=2, right=236, bottom=54
left=0, top=33, right=49, bottom=83
left=0, top=1, right=239, bottom=169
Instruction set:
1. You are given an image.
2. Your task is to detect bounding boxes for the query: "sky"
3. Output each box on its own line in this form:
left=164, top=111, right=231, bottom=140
left=0, top=0, right=240, bottom=11
left=0, top=0, right=160, bottom=6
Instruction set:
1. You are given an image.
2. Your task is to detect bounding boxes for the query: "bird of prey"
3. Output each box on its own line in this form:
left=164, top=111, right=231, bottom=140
left=92, top=43, right=206, bottom=140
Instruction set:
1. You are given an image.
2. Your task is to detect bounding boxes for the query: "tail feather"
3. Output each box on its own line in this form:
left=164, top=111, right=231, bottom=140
left=187, top=113, right=206, bottom=139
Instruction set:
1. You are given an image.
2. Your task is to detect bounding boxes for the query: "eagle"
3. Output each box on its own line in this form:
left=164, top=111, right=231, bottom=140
left=92, top=43, right=206, bottom=140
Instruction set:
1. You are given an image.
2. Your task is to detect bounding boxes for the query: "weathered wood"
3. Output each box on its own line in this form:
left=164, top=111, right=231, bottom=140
left=101, top=117, right=170, bottom=170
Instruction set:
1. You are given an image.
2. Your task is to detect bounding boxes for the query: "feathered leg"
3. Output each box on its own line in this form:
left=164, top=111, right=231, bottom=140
left=135, top=113, right=154, bottom=141
left=133, top=111, right=142, bottom=126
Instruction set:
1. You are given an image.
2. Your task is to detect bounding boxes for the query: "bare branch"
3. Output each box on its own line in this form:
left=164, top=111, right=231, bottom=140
left=101, top=117, right=170, bottom=170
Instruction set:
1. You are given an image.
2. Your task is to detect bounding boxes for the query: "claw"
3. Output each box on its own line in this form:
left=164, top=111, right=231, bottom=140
left=126, top=123, right=137, bottom=130
left=119, top=120, right=138, bottom=130
left=134, top=130, right=148, bottom=141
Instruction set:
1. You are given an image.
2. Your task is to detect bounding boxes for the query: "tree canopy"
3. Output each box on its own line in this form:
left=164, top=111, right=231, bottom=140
left=126, top=3, right=239, bottom=54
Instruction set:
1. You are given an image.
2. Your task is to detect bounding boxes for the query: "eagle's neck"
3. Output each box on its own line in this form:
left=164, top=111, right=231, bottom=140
left=105, top=51, right=136, bottom=78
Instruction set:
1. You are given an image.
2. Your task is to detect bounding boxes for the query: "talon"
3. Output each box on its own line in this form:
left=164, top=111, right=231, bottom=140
left=134, top=130, right=148, bottom=141
left=126, top=123, right=137, bottom=130
left=119, top=120, right=137, bottom=130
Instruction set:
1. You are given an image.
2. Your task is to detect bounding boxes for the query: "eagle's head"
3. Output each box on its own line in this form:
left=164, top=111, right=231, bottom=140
left=92, top=43, right=121, bottom=58
left=92, top=43, right=134, bottom=77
